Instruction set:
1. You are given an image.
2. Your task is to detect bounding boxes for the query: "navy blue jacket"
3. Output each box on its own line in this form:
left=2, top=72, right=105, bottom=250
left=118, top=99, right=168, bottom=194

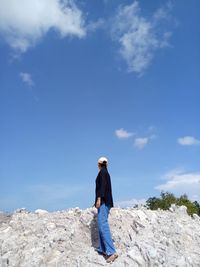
left=95, top=167, right=114, bottom=208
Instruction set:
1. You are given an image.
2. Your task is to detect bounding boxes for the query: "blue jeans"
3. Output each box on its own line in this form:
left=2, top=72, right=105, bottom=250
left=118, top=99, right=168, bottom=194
left=97, top=203, right=116, bottom=256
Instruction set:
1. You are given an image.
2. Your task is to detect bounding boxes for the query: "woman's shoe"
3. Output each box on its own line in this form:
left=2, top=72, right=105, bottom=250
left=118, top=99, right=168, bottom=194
left=106, top=253, right=118, bottom=263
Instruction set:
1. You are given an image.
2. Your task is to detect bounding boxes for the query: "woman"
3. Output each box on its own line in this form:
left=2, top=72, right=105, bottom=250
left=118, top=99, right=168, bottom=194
left=95, top=157, right=118, bottom=263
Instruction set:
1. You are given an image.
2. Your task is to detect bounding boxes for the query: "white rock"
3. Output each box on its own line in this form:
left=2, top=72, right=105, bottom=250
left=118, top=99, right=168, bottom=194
left=169, top=203, right=176, bottom=211
left=177, top=205, right=188, bottom=215
left=136, top=210, right=148, bottom=221
left=46, top=223, right=56, bottom=230
left=128, top=248, right=146, bottom=266
left=1, top=226, right=12, bottom=233
left=35, top=209, right=48, bottom=214
left=169, top=204, right=188, bottom=216
left=0, top=207, right=200, bottom=267
left=192, top=213, right=199, bottom=221
left=148, top=247, right=157, bottom=258
left=14, top=208, right=28, bottom=213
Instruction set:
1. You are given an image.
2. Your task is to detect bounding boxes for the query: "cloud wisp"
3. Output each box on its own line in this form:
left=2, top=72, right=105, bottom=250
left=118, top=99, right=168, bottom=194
left=115, top=128, right=135, bottom=139
left=134, top=137, right=149, bottom=149
left=177, top=136, right=200, bottom=146
left=111, top=1, right=173, bottom=74
left=19, top=72, right=34, bottom=86
left=155, top=169, right=200, bottom=201
left=0, top=0, right=86, bottom=53
left=134, top=135, right=156, bottom=149
left=115, top=127, right=156, bottom=149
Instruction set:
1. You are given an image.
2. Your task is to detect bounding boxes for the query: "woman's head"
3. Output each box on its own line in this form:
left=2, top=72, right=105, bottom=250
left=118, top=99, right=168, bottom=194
left=98, top=157, right=108, bottom=169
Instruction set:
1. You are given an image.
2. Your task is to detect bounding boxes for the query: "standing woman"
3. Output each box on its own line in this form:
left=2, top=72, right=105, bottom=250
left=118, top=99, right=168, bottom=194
left=95, top=157, right=118, bottom=263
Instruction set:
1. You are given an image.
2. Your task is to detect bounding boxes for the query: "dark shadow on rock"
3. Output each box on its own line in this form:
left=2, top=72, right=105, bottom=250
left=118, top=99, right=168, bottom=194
left=0, top=213, right=12, bottom=226
left=90, top=212, right=99, bottom=249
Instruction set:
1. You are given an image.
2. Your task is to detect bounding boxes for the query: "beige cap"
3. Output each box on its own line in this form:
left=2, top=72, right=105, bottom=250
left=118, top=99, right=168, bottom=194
left=98, top=157, right=108, bottom=164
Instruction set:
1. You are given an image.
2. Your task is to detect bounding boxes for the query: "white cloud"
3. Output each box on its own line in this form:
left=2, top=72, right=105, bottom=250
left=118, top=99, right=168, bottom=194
left=153, top=4, right=172, bottom=22
left=19, top=72, right=34, bottom=86
left=134, top=137, right=148, bottom=149
left=155, top=169, right=200, bottom=201
left=0, top=0, right=86, bottom=53
left=177, top=136, right=200, bottom=146
left=111, top=1, right=172, bottom=74
left=87, top=19, right=105, bottom=33
left=115, top=127, right=156, bottom=149
left=115, top=128, right=134, bottom=139
left=134, top=135, right=156, bottom=149
left=115, top=198, right=146, bottom=208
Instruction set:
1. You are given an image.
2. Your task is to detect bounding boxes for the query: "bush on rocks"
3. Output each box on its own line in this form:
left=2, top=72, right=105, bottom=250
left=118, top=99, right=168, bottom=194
left=146, top=191, right=200, bottom=216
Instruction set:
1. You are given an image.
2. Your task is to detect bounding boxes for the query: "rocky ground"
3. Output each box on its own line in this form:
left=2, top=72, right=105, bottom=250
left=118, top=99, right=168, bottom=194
left=0, top=205, right=200, bottom=267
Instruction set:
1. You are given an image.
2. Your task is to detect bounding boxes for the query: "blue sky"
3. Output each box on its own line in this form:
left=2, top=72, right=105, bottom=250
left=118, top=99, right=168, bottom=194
left=0, top=0, right=200, bottom=212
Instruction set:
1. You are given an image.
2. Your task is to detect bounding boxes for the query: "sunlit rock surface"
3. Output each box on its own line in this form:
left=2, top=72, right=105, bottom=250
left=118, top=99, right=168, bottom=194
left=0, top=205, right=200, bottom=267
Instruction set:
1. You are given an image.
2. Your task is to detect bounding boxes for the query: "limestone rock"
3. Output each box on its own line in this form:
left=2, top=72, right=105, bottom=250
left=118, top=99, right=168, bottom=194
left=35, top=209, right=48, bottom=214
left=0, top=207, right=200, bottom=266
left=14, top=208, right=28, bottom=214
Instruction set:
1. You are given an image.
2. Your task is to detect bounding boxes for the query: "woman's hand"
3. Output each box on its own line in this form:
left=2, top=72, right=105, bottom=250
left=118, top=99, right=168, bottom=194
left=95, top=197, right=101, bottom=208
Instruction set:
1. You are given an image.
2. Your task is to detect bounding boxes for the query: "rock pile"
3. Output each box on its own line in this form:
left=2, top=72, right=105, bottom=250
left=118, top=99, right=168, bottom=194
left=0, top=205, right=200, bottom=267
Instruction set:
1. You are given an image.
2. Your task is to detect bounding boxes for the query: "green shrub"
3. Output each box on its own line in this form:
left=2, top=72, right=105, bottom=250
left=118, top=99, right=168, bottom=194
left=146, top=191, right=200, bottom=216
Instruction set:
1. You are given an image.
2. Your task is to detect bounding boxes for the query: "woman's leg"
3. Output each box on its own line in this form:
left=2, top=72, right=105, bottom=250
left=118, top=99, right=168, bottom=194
left=97, top=227, right=106, bottom=253
left=97, top=204, right=116, bottom=256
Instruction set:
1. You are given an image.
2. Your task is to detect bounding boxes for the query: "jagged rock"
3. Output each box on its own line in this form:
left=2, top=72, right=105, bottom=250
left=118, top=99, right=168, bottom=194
left=0, top=213, right=12, bottom=226
left=169, top=204, right=188, bottom=215
left=192, top=213, right=200, bottom=221
left=35, top=209, right=48, bottom=214
left=14, top=208, right=28, bottom=214
left=0, top=207, right=200, bottom=267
